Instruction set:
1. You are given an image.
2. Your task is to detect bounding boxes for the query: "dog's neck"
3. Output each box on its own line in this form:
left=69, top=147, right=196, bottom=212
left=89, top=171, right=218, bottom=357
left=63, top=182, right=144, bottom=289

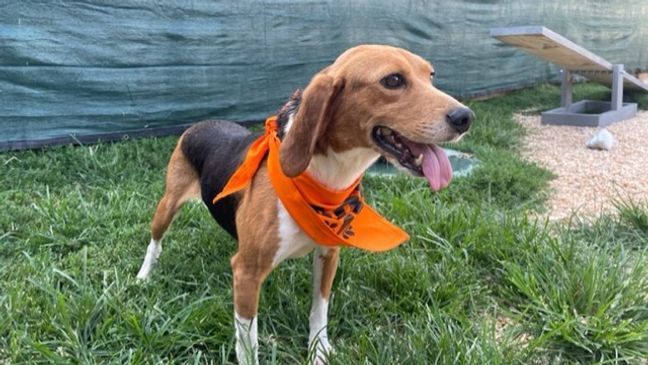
left=308, top=147, right=380, bottom=190
left=277, top=92, right=380, bottom=191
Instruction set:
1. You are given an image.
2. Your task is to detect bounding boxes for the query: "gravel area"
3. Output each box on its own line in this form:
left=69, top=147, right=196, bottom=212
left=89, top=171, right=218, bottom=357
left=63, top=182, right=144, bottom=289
left=516, top=111, right=648, bottom=221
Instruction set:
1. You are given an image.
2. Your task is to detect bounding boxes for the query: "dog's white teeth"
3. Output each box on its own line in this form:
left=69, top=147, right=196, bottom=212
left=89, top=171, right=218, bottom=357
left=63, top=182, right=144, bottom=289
left=415, top=154, right=423, bottom=166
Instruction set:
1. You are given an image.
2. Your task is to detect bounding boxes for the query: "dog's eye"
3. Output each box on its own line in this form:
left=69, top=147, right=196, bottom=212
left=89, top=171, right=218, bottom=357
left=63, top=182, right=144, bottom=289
left=381, top=73, right=406, bottom=89
left=430, top=71, right=435, bottom=83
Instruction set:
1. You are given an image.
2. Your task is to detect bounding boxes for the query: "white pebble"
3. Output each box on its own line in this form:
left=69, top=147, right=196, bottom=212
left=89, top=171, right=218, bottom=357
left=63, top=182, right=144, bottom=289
left=586, top=128, right=615, bottom=151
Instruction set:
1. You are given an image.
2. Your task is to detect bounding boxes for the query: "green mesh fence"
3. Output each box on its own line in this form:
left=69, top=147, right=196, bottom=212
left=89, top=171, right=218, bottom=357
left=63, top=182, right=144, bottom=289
left=1, top=0, right=646, bottom=149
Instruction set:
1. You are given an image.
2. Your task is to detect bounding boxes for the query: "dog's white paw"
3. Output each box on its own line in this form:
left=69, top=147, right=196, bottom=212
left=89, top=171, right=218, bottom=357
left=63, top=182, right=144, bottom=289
left=309, top=336, right=334, bottom=365
left=136, top=262, right=155, bottom=282
left=135, top=271, right=150, bottom=282
left=136, top=239, right=161, bottom=282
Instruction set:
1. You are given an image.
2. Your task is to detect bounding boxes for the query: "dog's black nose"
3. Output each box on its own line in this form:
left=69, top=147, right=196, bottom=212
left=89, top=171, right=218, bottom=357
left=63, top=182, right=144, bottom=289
left=446, top=107, right=474, bottom=134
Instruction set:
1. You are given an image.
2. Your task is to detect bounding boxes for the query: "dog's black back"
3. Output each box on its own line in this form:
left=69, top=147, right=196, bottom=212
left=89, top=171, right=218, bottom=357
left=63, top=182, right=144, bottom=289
left=179, top=91, right=299, bottom=239
left=181, top=120, right=259, bottom=239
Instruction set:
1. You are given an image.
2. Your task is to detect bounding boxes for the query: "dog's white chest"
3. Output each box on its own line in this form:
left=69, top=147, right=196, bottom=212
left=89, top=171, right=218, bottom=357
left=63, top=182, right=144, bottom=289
left=272, top=199, right=318, bottom=267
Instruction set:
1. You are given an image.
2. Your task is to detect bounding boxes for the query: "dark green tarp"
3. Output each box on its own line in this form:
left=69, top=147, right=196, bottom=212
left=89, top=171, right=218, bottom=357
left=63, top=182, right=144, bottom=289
left=1, top=0, right=646, bottom=149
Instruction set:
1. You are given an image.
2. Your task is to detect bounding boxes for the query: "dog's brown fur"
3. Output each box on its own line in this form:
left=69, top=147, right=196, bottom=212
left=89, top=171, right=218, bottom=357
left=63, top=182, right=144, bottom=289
left=140, top=45, right=470, bottom=364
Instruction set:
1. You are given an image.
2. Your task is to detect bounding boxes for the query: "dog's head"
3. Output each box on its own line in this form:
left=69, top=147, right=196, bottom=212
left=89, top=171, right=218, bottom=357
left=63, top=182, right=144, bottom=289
left=280, top=44, right=474, bottom=191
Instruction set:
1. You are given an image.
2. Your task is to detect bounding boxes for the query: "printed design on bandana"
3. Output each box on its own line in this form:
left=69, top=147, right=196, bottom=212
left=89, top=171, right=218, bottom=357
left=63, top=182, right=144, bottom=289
left=311, top=192, right=364, bottom=239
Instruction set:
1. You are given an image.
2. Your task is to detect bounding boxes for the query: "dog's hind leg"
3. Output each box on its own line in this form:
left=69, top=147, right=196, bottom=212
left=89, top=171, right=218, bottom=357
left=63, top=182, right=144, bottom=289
left=137, top=139, right=200, bottom=280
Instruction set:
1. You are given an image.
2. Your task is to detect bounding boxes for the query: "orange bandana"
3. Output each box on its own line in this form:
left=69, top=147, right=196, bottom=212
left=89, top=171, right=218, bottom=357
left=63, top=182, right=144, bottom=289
left=213, top=116, right=409, bottom=251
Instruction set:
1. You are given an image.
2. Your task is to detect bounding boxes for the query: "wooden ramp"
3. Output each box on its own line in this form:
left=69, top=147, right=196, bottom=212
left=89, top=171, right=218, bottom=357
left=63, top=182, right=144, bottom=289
left=491, top=26, right=647, bottom=126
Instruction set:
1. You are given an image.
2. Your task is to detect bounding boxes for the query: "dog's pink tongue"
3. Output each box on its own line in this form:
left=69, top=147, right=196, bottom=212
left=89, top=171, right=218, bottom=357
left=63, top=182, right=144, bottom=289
left=408, top=143, right=453, bottom=192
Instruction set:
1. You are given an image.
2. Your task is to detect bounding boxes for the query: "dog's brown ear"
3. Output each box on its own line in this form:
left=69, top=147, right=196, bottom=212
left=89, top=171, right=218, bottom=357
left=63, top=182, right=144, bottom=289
left=280, top=74, right=345, bottom=177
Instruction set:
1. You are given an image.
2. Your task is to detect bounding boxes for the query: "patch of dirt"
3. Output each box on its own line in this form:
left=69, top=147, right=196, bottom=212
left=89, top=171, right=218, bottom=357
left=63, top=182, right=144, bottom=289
left=516, top=111, right=648, bottom=221
left=494, top=315, right=533, bottom=346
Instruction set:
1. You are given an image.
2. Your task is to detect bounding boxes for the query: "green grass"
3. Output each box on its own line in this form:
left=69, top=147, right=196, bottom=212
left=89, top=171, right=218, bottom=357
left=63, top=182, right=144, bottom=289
left=1, top=83, right=647, bottom=364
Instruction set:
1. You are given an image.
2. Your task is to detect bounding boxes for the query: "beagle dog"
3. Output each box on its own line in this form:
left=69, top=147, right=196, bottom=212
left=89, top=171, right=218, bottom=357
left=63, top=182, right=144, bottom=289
left=136, top=44, right=474, bottom=364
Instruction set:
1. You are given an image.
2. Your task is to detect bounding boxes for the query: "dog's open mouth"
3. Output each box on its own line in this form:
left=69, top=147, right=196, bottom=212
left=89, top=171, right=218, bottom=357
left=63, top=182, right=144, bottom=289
left=371, top=126, right=453, bottom=192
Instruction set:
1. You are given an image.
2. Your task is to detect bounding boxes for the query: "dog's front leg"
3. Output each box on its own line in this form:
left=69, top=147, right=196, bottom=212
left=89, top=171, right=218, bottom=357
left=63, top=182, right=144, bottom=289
left=232, top=252, right=268, bottom=365
left=309, top=246, right=339, bottom=364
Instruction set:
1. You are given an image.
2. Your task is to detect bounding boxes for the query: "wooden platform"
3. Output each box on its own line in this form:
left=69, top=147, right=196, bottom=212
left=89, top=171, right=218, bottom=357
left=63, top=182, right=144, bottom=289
left=491, top=26, right=646, bottom=127
left=491, top=26, right=648, bottom=92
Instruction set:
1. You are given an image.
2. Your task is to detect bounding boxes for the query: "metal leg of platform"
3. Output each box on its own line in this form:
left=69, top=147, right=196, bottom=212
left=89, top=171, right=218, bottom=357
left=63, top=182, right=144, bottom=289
left=542, top=63, right=636, bottom=127
left=560, top=69, right=572, bottom=108
left=611, top=64, right=623, bottom=111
